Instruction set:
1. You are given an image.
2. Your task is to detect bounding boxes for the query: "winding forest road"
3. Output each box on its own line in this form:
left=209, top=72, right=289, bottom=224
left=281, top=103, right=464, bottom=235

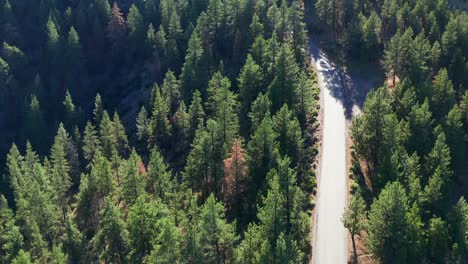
left=309, top=41, right=348, bottom=264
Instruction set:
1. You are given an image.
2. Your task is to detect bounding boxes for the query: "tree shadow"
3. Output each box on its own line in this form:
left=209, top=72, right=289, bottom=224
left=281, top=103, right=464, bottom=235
left=309, top=40, right=381, bottom=119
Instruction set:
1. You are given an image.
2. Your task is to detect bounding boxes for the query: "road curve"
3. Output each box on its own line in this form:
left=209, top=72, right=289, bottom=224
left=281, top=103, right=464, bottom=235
left=309, top=41, right=348, bottom=264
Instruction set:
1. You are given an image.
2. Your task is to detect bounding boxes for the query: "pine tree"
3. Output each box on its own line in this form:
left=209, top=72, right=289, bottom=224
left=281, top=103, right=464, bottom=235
left=184, top=118, right=225, bottom=199
left=351, top=87, right=397, bottom=189
left=93, top=94, right=104, bottom=126
left=206, top=0, right=227, bottom=60
left=183, top=124, right=211, bottom=196
left=23, top=95, right=47, bottom=152
left=231, top=29, right=244, bottom=74
left=188, top=90, right=205, bottom=139
left=423, top=167, right=448, bottom=216
left=315, top=0, right=347, bottom=40
left=430, top=40, right=441, bottom=71
left=146, top=23, right=158, bottom=59
left=342, top=192, right=367, bottom=263
left=427, top=130, right=452, bottom=182
left=266, top=4, right=280, bottom=39
left=15, top=206, right=48, bottom=261
left=247, top=117, right=279, bottom=197
left=383, top=31, right=405, bottom=84
left=250, top=36, right=269, bottom=74
left=249, top=92, right=271, bottom=132
left=99, top=111, right=117, bottom=158
left=147, top=147, right=173, bottom=202
left=5, top=144, right=25, bottom=204
left=360, top=12, right=382, bottom=60
left=1, top=0, right=19, bottom=45
left=166, top=9, right=183, bottom=71
left=94, top=199, right=129, bottom=264
left=294, top=72, right=317, bottom=125
left=276, top=0, right=290, bottom=42
left=444, top=105, right=465, bottom=168
left=392, top=80, right=416, bottom=120
left=136, top=106, right=150, bottom=150
left=258, top=172, right=286, bottom=257
left=274, top=156, right=301, bottom=230
left=407, top=100, right=433, bottom=157
left=65, top=27, right=84, bottom=92
left=459, top=90, right=468, bottom=129
left=18, top=177, right=59, bottom=258
left=150, top=84, right=171, bottom=149
left=127, top=4, right=145, bottom=58
left=234, top=223, right=261, bottom=263
left=65, top=27, right=82, bottom=67
left=121, top=149, right=146, bottom=205
left=226, top=0, right=243, bottom=30
left=82, top=122, right=102, bottom=165
left=108, top=2, right=127, bottom=55
left=50, top=245, right=69, bottom=264
left=50, top=123, right=72, bottom=215
left=238, top=55, right=264, bottom=133
left=223, top=139, right=248, bottom=212
left=207, top=72, right=239, bottom=150
left=76, top=151, right=114, bottom=235
left=207, top=120, right=227, bottom=198
left=289, top=2, right=308, bottom=64
left=91, top=151, right=115, bottom=200
left=367, top=182, right=413, bottom=263
left=173, top=101, right=190, bottom=154
left=406, top=202, right=425, bottom=263
left=198, top=195, right=238, bottom=263
left=112, top=112, right=129, bottom=157
left=427, top=217, right=450, bottom=263
left=268, top=44, right=300, bottom=112
left=161, top=71, right=181, bottom=115
left=73, top=124, right=82, bottom=154
left=408, top=32, right=432, bottom=85
left=272, top=104, right=304, bottom=166
left=181, top=31, right=206, bottom=100
left=46, top=15, right=61, bottom=75
left=63, top=90, right=77, bottom=131
left=74, top=174, right=92, bottom=235
left=0, top=58, right=14, bottom=111
left=249, top=14, right=264, bottom=41
left=127, top=195, right=161, bottom=262
left=431, top=68, right=456, bottom=121
left=159, top=0, right=172, bottom=30
left=154, top=25, right=168, bottom=72
left=181, top=196, right=203, bottom=263
left=428, top=12, right=440, bottom=42
left=62, top=216, right=83, bottom=263
left=12, top=250, right=33, bottom=264
left=267, top=33, right=279, bottom=75
left=0, top=195, right=23, bottom=263
left=273, top=156, right=309, bottom=256
left=1, top=43, right=28, bottom=80
left=148, top=217, right=182, bottom=263
left=23, top=142, right=40, bottom=183
left=450, top=198, right=468, bottom=260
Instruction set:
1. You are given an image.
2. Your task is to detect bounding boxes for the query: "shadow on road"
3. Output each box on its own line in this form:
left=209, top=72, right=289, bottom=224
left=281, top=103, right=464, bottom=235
left=309, top=41, right=379, bottom=119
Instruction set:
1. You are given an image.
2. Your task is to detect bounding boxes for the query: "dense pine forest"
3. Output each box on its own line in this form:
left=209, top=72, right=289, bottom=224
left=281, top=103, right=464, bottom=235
left=305, top=0, right=468, bottom=263
left=1, top=0, right=467, bottom=263
left=0, top=0, right=320, bottom=263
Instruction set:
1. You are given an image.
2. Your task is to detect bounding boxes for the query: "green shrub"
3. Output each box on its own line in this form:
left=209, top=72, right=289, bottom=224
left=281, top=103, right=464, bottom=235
left=305, top=169, right=317, bottom=193
left=309, top=199, right=316, bottom=209
left=350, top=180, right=359, bottom=194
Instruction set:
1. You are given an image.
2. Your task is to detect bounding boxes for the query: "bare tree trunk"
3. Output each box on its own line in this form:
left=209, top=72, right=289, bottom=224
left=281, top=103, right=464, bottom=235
left=351, top=234, right=358, bottom=264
